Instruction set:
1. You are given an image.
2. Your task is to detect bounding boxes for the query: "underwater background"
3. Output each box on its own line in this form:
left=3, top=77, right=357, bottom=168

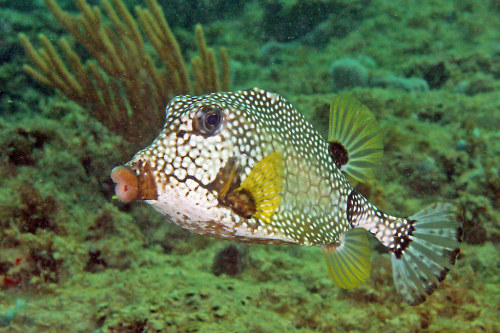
left=0, top=0, right=499, bottom=332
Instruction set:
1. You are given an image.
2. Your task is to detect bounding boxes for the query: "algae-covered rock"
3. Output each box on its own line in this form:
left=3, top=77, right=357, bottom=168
left=330, top=57, right=370, bottom=90
left=371, top=75, right=429, bottom=92
left=212, top=244, right=249, bottom=276
left=259, top=0, right=369, bottom=42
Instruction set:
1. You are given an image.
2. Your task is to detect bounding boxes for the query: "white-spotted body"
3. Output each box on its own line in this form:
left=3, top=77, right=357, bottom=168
left=130, top=88, right=350, bottom=245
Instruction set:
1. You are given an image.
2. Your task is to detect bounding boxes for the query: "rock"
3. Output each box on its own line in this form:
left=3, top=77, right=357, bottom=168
left=212, top=244, right=248, bottom=276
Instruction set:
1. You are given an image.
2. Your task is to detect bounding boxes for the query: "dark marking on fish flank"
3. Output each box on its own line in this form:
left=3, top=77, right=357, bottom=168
left=168, top=174, right=202, bottom=188
left=328, top=141, right=349, bottom=168
left=206, top=157, right=241, bottom=201
left=225, top=189, right=256, bottom=220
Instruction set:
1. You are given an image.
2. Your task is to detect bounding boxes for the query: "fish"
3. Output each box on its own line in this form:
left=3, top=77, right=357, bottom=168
left=111, top=88, right=462, bottom=305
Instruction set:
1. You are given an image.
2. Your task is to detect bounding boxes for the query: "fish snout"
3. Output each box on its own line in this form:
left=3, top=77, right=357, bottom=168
left=111, top=159, right=159, bottom=202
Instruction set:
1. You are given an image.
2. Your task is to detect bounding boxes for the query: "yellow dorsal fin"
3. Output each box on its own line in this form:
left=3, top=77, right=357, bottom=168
left=328, top=94, right=383, bottom=182
left=237, top=152, right=284, bottom=223
left=322, top=228, right=371, bottom=289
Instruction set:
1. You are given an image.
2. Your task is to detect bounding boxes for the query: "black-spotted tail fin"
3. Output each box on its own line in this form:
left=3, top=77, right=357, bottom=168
left=391, top=203, right=462, bottom=305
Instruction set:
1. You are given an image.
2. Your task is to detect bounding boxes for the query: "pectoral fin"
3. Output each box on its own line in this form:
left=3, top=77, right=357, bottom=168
left=226, top=152, right=284, bottom=223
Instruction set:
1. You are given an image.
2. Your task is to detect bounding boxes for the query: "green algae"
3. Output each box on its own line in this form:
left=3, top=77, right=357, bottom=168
left=0, top=0, right=499, bottom=332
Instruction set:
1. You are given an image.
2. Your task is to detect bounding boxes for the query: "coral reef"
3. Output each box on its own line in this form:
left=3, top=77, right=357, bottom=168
left=0, top=0, right=498, bottom=332
left=330, top=57, right=430, bottom=92
left=371, top=75, right=429, bottom=92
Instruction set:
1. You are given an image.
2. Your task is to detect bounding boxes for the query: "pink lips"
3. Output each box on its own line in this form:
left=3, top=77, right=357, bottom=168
left=111, top=166, right=139, bottom=203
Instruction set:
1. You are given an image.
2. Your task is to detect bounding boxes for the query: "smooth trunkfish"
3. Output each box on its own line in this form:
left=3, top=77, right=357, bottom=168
left=111, top=88, right=462, bottom=305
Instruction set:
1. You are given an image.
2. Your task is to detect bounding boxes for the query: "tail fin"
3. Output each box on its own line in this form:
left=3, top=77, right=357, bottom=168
left=391, top=203, right=462, bottom=305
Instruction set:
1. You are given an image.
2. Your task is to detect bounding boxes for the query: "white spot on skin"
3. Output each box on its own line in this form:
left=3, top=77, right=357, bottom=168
left=173, top=168, right=187, bottom=180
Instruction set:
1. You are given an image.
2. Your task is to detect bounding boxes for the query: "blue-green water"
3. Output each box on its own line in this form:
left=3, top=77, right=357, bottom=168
left=0, top=0, right=498, bottom=332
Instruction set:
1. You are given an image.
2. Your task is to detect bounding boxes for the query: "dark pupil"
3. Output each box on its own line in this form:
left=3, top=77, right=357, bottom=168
left=205, top=112, right=220, bottom=129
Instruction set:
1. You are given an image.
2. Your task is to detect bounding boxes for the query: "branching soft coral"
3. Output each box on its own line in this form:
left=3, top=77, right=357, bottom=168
left=19, top=0, right=230, bottom=146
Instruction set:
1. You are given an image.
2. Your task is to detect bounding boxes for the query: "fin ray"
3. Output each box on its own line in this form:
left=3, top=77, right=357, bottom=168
left=390, top=203, right=462, bottom=305
left=236, top=152, right=284, bottom=223
left=338, top=254, right=364, bottom=284
left=328, top=94, right=383, bottom=182
left=322, top=228, right=371, bottom=289
left=406, top=251, right=439, bottom=285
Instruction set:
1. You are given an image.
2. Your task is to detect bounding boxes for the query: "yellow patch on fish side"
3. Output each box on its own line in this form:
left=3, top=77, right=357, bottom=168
left=229, top=152, right=284, bottom=224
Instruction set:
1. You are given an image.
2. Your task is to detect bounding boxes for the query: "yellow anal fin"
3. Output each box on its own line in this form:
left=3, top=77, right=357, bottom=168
left=328, top=94, right=383, bottom=182
left=235, top=152, right=284, bottom=223
left=322, top=228, right=371, bottom=289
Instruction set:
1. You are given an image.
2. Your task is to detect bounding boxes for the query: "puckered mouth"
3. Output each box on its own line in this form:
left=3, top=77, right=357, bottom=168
left=111, top=160, right=159, bottom=202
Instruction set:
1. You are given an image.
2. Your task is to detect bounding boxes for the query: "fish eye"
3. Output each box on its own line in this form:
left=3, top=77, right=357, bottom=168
left=195, top=105, right=223, bottom=135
